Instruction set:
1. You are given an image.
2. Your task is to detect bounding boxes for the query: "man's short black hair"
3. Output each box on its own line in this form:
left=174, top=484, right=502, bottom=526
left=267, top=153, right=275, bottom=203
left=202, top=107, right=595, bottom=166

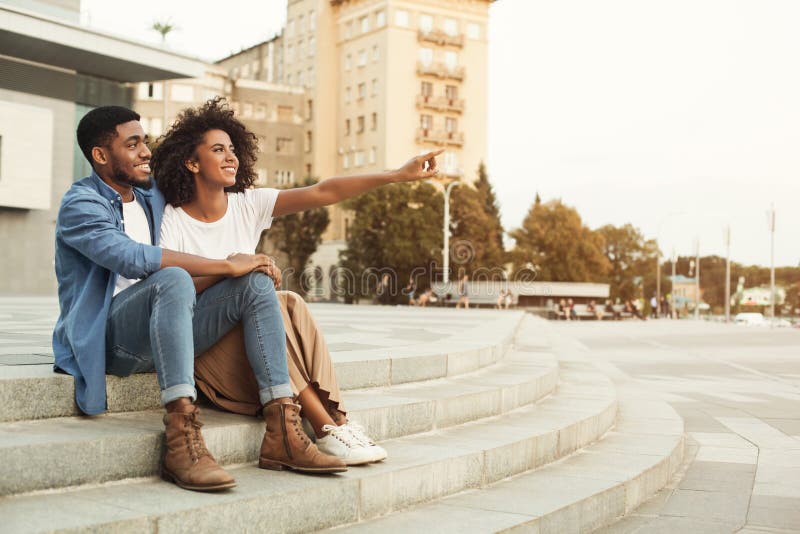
left=76, top=106, right=141, bottom=166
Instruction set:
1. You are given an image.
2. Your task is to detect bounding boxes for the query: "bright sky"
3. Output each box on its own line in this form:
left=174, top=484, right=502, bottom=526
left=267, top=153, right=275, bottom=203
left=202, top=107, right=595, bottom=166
left=81, top=0, right=800, bottom=268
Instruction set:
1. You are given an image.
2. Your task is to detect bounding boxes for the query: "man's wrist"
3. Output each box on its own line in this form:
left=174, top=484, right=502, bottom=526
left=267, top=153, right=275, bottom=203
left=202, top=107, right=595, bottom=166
left=222, top=260, right=235, bottom=277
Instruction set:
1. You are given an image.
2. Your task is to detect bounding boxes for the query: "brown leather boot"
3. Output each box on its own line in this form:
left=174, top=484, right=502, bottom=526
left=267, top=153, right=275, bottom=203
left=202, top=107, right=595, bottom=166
left=161, top=404, right=237, bottom=491
left=259, top=400, right=347, bottom=473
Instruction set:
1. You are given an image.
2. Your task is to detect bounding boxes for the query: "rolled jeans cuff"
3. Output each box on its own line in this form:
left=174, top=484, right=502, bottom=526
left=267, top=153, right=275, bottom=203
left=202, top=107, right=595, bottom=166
left=161, top=383, right=197, bottom=406
left=259, top=383, right=294, bottom=405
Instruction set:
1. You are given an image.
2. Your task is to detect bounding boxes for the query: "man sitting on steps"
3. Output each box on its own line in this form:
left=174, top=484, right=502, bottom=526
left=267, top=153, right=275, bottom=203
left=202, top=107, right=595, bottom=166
left=52, top=106, right=345, bottom=492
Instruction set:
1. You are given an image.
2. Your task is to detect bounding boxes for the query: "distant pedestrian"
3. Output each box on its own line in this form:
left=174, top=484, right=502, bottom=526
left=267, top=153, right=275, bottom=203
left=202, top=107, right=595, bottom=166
left=375, top=274, right=391, bottom=305
left=456, top=274, right=469, bottom=309
left=404, top=276, right=417, bottom=306
left=650, top=295, right=658, bottom=319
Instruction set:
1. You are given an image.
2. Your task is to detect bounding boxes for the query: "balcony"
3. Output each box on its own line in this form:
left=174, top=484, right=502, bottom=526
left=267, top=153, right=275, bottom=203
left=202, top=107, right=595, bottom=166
left=416, top=95, right=465, bottom=113
left=416, top=61, right=466, bottom=81
left=415, top=129, right=464, bottom=146
left=417, top=29, right=464, bottom=48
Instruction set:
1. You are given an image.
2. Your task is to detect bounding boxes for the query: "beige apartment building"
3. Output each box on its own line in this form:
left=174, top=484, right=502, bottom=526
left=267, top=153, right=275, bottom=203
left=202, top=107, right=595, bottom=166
left=132, top=63, right=307, bottom=190
left=283, top=0, right=493, bottom=296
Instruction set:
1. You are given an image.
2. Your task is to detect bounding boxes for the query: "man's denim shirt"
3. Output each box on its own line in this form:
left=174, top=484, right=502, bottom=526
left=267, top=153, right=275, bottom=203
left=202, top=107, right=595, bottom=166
left=53, top=172, right=165, bottom=415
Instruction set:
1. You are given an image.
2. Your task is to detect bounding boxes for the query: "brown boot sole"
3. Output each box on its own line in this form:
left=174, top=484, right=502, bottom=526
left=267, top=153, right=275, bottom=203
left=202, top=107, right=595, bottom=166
left=160, top=468, right=237, bottom=492
left=258, top=458, right=348, bottom=473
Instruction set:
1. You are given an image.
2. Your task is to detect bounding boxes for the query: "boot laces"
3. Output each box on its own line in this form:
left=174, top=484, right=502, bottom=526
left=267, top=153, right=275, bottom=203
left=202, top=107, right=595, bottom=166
left=287, top=408, right=311, bottom=446
left=184, top=410, right=211, bottom=462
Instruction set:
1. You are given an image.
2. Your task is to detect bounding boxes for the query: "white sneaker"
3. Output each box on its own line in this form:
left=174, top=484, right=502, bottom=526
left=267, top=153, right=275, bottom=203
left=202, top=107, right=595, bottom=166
left=316, top=424, right=374, bottom=466
left=343, top=422, right=388, bottom=463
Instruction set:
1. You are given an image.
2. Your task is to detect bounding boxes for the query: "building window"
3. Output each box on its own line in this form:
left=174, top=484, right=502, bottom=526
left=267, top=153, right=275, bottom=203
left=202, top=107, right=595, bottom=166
left=360, top=16, right=369, bottom=33
left=419, top=14, right=433, bottom=34
left=307, top=99, right=313, bottom=120
left=371, top=112, right=377, bottom=130
left=358, top=49, right=367, bottom=67
left=395, top=9, right=409, bottom=27
left=419, top=48, right=433, bottom=66
left=372, top=45, right=380, bottom=62
left=287, top=44, right=294, bottom=63
left=445, top=51, right=458, bottom=70
left=446, top=85, right=458, bottom=100
left=138, top=82, right=163, bottom=100
left=344, top=21, right=352, bottom=39
left=445, top=117, right=458, bottom=133
left=420, top=114, right=432, bottom=131
left=444, top=151, right=458, bottom=173
left=345, top=119, right=351, bottom=135
left=310, top=10, right=316, bottom=31
left=255, top=104, right=266, bottom=119
left=286, top=74, right=292, bottom=85
left=276, top=137, right=293, bottom=153
left=298, top=14, right=305, bottom=33
left=277, top=105, right=294, bottom=122
left=287, top=19, right=295, bottom=38
left=358, top=82, right=366, bottom=99
left=170, top=84, right=194, bottom=102
left=369, top=146, right=376, bottom=164
left=307, top=66, right=315, bottom=87
left=343, top=153, right=350, bottom=169
left=298, top=70, right=305, bottom=86
left=298, top=40, right=305, bottom=60
left=372, top=79, right=378, bottom=96
left=355, top=150, right=365, bottom=167
left=345, top=86, right=351, bottom=103
left=305, top=130, right=312, bottom=152
left=308, top=36, right=315, bottom=56
left=421, top=81, right=433, bottom=98
left=257, top=168, right=268, bottom=186
left=375, top=10, right=386, bottom=28
left=467, top=22, right=480, bottom=40
left=444, top=18, right=458, bottom=36
left=357, top=115, right=365, bottom=133
left=305, top=163, right=312, bottom=177
left=242, top=102, right=254, bottom=118
left=345, top=54, right=351, bottom=70
left=150, top=117, right=164, bottom=136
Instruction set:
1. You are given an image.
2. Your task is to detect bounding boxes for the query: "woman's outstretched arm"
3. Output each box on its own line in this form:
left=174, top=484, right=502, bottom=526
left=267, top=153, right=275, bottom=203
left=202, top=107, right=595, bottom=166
left=272, top=150, right=443, bottom=217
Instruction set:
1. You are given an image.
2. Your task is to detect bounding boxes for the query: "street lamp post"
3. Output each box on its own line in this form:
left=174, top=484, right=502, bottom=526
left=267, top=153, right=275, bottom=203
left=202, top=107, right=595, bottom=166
left=724, top=226, right=731, bottom=323
left=671, top=249, right=677, bottom=319
left=767, top=204, right=776, bottom=326
left=442, top=181, right=460, bottom=284
left=694, top=237, right=700, bottom=319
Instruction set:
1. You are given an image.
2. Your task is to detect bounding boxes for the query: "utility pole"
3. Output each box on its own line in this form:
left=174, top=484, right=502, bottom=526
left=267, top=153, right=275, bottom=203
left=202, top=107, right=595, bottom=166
left=724, top=225, right=731, bottom=323
left=768, top=205, right=776, bottom=326
left=656, top=254, right=661, bottom=318
left=442, top=181, right=460, bottom=284
left=694, top=237, right=700, bottom=319
left=671, top=249, right=677, bottom=319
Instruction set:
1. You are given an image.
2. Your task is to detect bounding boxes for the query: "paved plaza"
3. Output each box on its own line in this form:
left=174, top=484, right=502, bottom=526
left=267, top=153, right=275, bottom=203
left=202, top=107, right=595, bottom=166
left=551, top=320, right=800, bottom=533
left=0, top=296, right=797, bottom=532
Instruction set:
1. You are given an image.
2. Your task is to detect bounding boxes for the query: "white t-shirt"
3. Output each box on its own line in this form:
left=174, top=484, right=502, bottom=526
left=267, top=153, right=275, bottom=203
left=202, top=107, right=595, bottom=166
left=160, top=188, right=280, bottom=258
left=114, top=198, right=153, bottom=296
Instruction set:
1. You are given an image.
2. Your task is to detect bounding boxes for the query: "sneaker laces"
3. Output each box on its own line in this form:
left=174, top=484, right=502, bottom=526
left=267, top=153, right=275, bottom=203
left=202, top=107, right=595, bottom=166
left=345, top=422, right=376, bottom=446
left=322, top=424, right=362, bottom=449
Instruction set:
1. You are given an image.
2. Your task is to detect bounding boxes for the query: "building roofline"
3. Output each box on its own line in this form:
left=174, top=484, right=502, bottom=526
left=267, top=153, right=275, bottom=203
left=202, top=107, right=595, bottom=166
left=0, top=4, right=207, bottom=82
left=215, top=34, right=281, bottom=65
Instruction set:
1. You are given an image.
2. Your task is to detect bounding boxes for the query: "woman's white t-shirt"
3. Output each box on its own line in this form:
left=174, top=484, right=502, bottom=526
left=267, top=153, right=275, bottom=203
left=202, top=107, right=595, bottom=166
left=159, top=188, right=280, bottom=258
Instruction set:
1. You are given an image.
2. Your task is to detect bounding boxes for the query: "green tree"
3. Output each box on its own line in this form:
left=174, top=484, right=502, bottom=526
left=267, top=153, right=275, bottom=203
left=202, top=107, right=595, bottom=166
left=509, top=198, right=610, bottom=282
left=151, top=20, right=176, bottom=44
left=473, top=162, right=505, bottom=255
left=266, top=177, right=330, bottom=296
left=596, top=224, right=659, bottom=301
left=339, top=182, right=443, bottom=303
left=450, top=181, right=505, bottom=279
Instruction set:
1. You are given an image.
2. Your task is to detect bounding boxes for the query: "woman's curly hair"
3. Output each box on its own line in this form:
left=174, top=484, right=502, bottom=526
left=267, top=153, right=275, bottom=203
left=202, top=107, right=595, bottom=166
left=152, top=97, right=258, bottom=206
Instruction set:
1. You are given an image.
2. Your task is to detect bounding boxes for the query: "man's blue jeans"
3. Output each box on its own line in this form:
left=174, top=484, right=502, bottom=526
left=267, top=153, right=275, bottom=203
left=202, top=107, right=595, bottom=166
left=106, top=267, right=292, bottom=406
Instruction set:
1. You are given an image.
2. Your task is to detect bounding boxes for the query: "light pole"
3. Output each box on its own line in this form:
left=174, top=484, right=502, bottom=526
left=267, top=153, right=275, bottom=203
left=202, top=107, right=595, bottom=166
left=442, top=181, right=460, bottom=284
left=694, top=237, right=700, bottom=319
left=655, top=211, right=686, bottom=318
left=767, top=204, right=776, bottom=326
left=671, top=249, right=677, bottom=319
left=724, top=226, right=731, bottom=323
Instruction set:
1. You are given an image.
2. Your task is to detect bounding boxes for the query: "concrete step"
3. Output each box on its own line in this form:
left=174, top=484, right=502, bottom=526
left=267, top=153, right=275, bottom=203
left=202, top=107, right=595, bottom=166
left=0, top=363, right=616, bottom=533
left=0, top=348, right=558, bottom=496
left=330, top=394, right=685, bottom=533
left=0, top=310, right=527, bottom=423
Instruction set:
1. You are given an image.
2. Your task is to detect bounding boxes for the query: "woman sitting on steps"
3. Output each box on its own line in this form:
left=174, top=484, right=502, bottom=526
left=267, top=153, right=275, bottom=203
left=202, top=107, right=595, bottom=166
left=151, top=97, right=442, bottom=471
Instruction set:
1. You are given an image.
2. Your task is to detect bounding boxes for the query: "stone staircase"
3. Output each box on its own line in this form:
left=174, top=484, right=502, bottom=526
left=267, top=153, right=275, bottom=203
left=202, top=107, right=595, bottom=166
left=0, top=309, right=684, bottom=533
